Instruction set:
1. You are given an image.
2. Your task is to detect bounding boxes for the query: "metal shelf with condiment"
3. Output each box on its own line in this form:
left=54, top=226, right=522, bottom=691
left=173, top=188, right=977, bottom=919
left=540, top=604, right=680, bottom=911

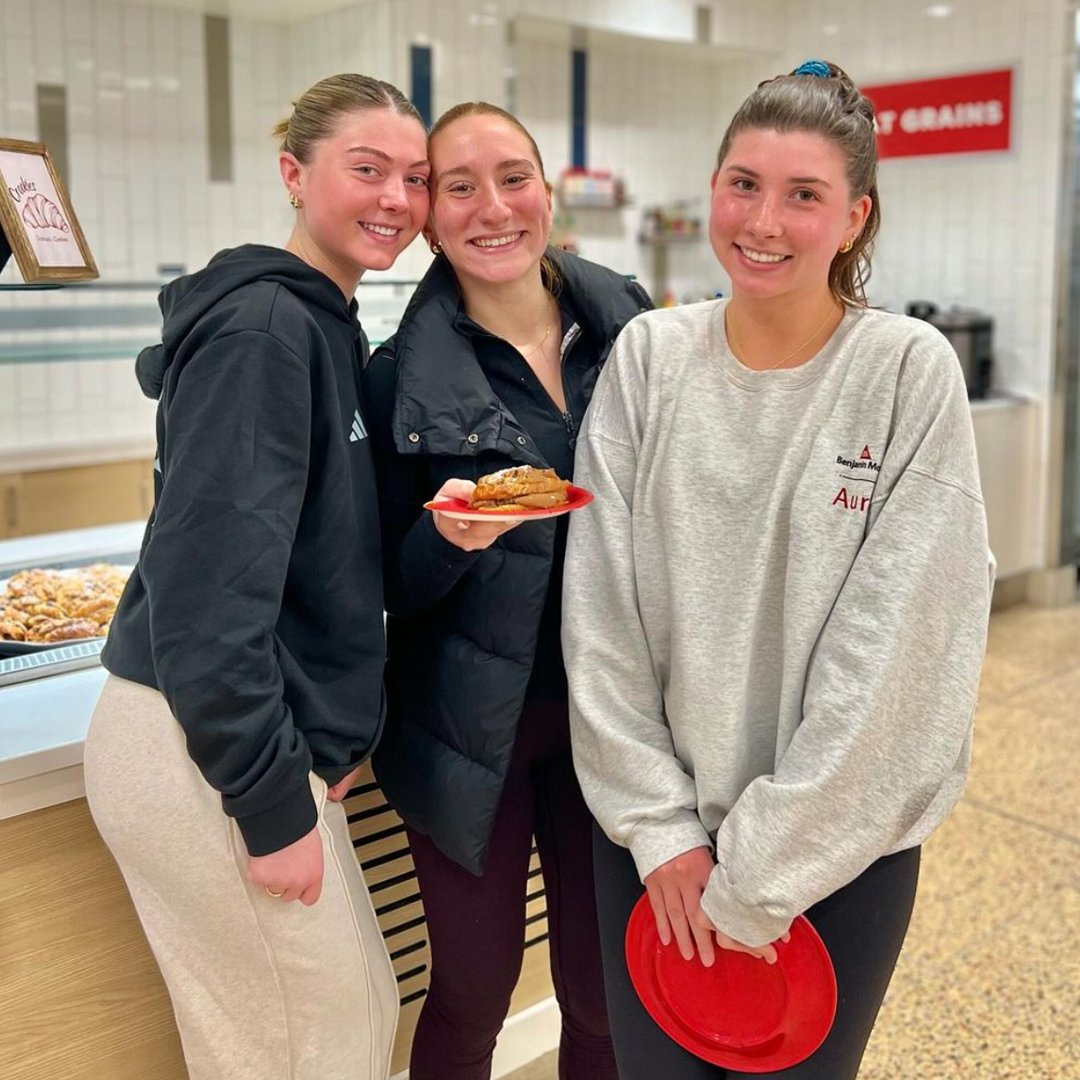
left=638, top=201, right=703, bottom=246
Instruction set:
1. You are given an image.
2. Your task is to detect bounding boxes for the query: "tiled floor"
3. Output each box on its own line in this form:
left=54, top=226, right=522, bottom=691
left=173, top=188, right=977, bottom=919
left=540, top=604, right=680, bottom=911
left=506, top=600, right=1080, bottom=1080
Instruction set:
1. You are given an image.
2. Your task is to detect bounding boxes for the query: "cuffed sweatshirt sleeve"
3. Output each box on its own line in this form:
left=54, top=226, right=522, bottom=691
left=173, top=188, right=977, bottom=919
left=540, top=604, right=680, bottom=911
left=564, top=330, right=713, bottom=878
left=362, top=343, right=480, bottom=618
left=141, top=330, right=317, bottom=856
left=701, top=374, right=993, bottom=946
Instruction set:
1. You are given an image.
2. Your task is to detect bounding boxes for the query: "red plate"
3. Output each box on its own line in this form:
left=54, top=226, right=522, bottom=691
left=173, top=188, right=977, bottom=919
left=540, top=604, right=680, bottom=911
left=625, top=894, right=836, bottom=1072
left=423, top=484, right=594, bottom=523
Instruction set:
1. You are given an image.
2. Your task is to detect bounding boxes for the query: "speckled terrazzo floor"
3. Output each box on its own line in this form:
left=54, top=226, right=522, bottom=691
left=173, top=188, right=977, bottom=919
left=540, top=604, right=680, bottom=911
left=505, top=599, right=1080, bottom=1080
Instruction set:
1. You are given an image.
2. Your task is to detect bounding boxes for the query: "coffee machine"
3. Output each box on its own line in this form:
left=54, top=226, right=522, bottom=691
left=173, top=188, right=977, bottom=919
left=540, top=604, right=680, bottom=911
left=905, top=302, right=994, bottom=399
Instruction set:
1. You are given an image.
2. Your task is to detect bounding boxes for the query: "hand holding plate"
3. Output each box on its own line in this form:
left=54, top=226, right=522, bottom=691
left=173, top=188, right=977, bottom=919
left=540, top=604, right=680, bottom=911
left=643, top=845, right=717, bottom=966
left=430, top=479, right=521, bottom=551
left=624, top=896, right=837, bottom=1071
left=690, top=905, right=789, bottom=965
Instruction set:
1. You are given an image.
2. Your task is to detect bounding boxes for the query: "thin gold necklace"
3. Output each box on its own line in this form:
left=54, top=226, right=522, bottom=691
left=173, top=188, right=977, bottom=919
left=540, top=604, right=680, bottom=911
left=726, top=302, right=839, bottom=371
left=509, top=295, right=558, bottom=359
left=514, top=319, right=554, bottom=359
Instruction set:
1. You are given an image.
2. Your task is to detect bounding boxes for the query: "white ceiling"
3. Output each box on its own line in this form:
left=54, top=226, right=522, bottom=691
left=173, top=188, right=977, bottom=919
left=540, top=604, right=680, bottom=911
left=109, top=1, right=779, bottom=47
left=114, top=0, right=360, bottom=23
left=513, top=15, right=775, bottom=63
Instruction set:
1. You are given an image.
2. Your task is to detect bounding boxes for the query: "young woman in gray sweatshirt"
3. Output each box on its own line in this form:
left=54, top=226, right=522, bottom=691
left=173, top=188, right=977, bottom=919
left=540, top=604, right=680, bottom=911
left=563, top=61, right=993, bottom=1080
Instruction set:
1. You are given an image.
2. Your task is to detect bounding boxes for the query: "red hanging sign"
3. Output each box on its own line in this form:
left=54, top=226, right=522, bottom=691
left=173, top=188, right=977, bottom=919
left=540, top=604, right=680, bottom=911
left=861, top=68, right=1012, bottom=159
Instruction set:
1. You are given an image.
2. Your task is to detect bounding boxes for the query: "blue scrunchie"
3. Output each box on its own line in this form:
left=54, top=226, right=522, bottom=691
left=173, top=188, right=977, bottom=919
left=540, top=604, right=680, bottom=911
left=794, top=60, right=830, bottom=79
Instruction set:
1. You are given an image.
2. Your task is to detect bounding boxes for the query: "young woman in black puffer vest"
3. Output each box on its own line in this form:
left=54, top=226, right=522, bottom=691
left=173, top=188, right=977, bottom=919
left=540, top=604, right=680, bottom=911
left=362, top=102, right=650, bottom=1080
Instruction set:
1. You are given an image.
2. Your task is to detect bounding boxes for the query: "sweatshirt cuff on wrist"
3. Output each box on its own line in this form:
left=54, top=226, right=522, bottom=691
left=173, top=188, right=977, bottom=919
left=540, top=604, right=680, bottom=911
left=700, top=862, right=794, bottom=948
left=231, top=778, right=318, bottom=857
left=626, top=815, right=714, bottom=882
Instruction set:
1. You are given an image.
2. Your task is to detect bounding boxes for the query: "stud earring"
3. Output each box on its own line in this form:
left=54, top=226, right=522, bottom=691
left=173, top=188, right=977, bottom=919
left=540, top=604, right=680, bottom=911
left=288, top=192, right=303, bottom=210
left=839, top=238, right=854, bottom=254
left=430, top=240, right=443, bottom=255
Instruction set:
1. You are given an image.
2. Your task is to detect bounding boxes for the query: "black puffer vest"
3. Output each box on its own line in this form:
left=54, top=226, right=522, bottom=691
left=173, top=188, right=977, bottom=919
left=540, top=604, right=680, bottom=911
left=363, top=249, right=651, bottom=874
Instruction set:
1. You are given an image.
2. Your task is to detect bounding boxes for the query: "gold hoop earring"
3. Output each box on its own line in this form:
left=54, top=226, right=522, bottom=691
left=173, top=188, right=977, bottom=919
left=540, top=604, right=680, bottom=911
left=288, top=192, right=303, bottom=210
left=839, top=238, right=854, bottom=254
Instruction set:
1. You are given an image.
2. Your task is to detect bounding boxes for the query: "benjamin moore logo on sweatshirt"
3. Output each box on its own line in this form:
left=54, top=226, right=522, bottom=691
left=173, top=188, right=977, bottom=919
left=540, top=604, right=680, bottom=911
left=349, top=409, right=367, bottom=443
left=832, top=444, right=879, bottom=513
left=835, top=444, right=879, bottom=473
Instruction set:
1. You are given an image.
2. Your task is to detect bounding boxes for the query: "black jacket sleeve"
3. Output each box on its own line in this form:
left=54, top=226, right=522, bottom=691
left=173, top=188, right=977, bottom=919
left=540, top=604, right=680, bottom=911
left=362, top=341, right=480, bottom=618
left=142, top=329, right=316, bottom=856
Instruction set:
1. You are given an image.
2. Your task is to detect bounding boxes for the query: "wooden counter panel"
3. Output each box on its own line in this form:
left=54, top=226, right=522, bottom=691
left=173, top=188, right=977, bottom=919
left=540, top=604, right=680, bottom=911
left=1, top=764, right=554, bottom=1079
left=0, top=798, right=187, bottom=1080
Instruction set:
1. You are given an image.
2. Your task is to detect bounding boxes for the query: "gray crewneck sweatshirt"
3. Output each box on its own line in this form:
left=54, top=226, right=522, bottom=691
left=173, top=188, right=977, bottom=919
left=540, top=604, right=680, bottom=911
left=563, top=299, right=993, bottom=947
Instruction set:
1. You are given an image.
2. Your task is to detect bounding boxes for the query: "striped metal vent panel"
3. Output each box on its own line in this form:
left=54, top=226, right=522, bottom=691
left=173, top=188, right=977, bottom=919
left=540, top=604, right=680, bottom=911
left=343, top=762, right=553, bottom=1068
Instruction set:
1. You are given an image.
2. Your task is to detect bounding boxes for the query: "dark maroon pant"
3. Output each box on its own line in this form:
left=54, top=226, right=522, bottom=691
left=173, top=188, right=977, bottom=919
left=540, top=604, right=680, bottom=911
left=405, top=699, right=618, bottom=1080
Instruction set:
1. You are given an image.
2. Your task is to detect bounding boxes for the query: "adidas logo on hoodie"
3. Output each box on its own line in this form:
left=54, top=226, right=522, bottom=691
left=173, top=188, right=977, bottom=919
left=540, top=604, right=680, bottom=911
left=349, top=409, right=367, bottom=443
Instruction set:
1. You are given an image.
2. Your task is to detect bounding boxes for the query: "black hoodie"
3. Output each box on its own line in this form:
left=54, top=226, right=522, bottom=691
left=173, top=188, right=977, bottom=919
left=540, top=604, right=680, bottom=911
left=103, top=245, right=386, bottom=856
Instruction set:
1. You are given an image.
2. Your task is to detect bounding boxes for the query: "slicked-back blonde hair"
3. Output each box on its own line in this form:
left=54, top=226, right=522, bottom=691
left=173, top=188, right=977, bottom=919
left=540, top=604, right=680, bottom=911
left=273, top=73, right=423, bottom=163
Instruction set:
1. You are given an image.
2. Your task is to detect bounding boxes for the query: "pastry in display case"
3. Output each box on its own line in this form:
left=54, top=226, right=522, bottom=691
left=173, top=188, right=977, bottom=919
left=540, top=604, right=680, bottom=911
left=0, top=563, right=130, bottom=653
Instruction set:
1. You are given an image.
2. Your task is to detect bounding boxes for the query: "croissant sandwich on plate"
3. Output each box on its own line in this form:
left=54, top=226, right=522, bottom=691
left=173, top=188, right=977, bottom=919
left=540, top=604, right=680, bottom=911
left=470, top=466, right=571, bottom=512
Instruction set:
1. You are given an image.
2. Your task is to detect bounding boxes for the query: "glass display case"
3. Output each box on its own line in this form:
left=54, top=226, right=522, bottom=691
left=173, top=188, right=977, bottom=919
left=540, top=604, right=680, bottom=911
left=0, top=275, right=417, bottom=365
left=0, top=277, right=419, bottom=539
left=0, top=521, right=143, bottom=685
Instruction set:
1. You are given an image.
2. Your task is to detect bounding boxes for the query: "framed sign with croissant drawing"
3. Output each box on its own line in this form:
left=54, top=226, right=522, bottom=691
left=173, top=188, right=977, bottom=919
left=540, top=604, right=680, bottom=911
left=0, top=138, right=98, bottom=282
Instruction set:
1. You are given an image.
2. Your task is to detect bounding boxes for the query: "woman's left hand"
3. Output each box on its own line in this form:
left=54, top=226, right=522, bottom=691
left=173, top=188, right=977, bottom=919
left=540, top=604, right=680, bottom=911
left=690, top=906, right=790, bottom=965
left=327, top=764, right=365, bottom=802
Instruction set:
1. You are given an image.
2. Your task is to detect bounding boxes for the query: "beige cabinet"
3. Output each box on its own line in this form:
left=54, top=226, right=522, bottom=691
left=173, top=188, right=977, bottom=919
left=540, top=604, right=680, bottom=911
left=0, top=459, right=153, bottom=539
left=1, top=473, right=21, bottom=538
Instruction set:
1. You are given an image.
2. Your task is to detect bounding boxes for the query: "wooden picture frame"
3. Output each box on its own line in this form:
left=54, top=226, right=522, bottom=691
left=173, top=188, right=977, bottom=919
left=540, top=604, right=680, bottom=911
left=0, top=138, right=98, bottom=282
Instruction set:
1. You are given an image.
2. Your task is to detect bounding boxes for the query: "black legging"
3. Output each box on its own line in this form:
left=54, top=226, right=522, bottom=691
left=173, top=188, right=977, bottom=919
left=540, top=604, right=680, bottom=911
left=593, top=826, right=920, bottom=1079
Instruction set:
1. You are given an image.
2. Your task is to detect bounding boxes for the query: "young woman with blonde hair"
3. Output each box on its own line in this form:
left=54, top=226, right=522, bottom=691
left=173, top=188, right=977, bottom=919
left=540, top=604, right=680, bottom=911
left=85, top=73, right=430, bottom=1080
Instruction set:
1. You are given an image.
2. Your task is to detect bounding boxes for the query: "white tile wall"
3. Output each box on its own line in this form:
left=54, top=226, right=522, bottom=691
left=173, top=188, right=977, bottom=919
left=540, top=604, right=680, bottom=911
left=769, top=0, right=1070, bottom=401
left=0, top=0, right=1071, bottom=566
left=513, top=27, right=764, bottom=301
left=0, top=358, right=156, bottom=453
left=0, top=0, right=292, bottom=463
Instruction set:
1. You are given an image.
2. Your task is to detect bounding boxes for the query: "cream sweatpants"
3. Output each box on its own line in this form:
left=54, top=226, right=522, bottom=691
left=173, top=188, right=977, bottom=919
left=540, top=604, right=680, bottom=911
left=84, top=675, right=399, bottom=1080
